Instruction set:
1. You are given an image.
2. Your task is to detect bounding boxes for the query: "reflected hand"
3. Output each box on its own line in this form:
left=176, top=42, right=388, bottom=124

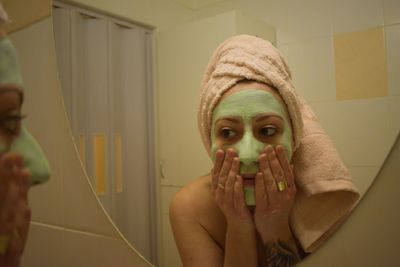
left=254, top=145, right=296, bottom=243
left=211, top=148, right=253, bottom=227
left=0, top=153, right=31, bottom=267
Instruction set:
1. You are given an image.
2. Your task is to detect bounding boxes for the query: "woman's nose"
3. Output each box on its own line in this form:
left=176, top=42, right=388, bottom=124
left=235, top=133, right=264, bottom=167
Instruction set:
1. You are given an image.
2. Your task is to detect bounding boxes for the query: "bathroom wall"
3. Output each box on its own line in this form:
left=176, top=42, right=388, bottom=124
left=265, top=0, right=400, bottom=197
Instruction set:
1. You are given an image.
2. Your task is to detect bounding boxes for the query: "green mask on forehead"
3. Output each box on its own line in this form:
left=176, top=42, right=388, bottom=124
left=0, top=36, right=50, bottom=185
left=0, top=37, right=24, bottom=88
left=211, top=89, right=293, bottom=205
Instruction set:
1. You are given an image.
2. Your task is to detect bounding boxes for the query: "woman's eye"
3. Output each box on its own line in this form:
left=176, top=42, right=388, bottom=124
left=220, top=127, right=236, bottom=139
left=259, top=126, right=277, bottom=137
left=0, top=114, right=25, bottom=135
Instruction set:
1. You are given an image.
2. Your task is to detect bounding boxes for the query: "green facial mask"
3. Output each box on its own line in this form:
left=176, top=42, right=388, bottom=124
left=211, top=89, right=293, bottom=205
left=0, top=125, right=51, bottom=186
left=0, top=37, right=50, bottom=186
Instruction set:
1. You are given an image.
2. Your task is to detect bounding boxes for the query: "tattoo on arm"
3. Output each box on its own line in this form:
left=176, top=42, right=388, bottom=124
left=263, top=241, right=300, bottom=267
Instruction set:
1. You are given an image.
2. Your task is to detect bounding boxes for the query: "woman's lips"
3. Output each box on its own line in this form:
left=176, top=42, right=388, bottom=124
left=241, top=174, right=256, bottom=187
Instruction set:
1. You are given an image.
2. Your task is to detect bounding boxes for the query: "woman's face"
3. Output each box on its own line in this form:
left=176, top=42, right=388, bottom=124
left=0, top=88, right=50, bottom=186
left=211, top=82, right=293, bottom=176
left=0, top=89, right=22, bottom=150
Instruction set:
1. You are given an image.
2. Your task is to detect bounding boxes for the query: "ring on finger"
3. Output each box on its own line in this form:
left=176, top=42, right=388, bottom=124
left=217, top=183, right=225, bottom=190
left=277, top=180, right=288, bottom=192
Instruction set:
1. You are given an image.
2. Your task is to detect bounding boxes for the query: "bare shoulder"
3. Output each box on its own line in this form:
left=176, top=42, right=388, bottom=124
left=170, top=175, right=226, bottom=252
left=170, top=174, right=216, bottom=220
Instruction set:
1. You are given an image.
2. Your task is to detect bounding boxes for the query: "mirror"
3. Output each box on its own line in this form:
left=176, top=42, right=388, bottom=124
left=3, top=0, right=152, bottom=266
left=50, top=0, right=400, bottom=266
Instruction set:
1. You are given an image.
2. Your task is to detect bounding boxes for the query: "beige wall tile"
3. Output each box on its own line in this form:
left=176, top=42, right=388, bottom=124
left=332, top=0, right=384, bottom=34
left=334, top=27, right=388, bottom=100
left=338, top=98, right=392, bottom=167
left=282, top=0, right=333, bottom=44
left=308, top=101, right=340, bottom=148
left=21, top=223, right=65, bottom=267
left=347, top=166, right=380, bottom=196
left=384, top=0, right=400, bottom=25
left=385, top=24, right=400, bottom=96
left=289, top=37, right=336, bottom=102
left=389, top=96, right=400, bottom=142
left=162, top=214, right=182, bottom=267
left=63, top=229, right=152, bottom=267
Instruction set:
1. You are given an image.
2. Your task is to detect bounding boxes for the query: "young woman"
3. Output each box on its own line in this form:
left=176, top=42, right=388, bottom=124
left=170, top=35, right=359, bottom=267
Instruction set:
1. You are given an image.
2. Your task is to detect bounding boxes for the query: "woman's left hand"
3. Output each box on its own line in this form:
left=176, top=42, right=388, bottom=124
left=253, top=145, right=296, bottom=243
left=0, top=153, right=31, bottom=267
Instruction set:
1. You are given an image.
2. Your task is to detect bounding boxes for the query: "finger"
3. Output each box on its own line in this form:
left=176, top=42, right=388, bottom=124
left=218, top=148, right=236, bottom=186
left=275, top=146, right=295, bottom=190
left=223, top=157, right=240, bottom=210
left=211, top=149, right=225, bottom=192
left=267, top=146, right=286, bottom=189
left=233, top=175, right=248, bottom=213
left=264, top=146, right=279, bottom=205
left=254, top=172, right=268, bottom=209
left=225, top=157, right=240, bottom=192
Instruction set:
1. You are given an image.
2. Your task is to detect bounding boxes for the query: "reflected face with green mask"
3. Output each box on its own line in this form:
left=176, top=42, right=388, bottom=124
left=0, top=37, right=50, bottom=186
left=211, top=82, right=293, bottom=204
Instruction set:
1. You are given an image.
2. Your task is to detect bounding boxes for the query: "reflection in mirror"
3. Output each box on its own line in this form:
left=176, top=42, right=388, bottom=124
left=50, top=0, right=400, bottom=266
left=170, top=35, right=361, bottom=266
left=52, top=1, right=157, bottom=264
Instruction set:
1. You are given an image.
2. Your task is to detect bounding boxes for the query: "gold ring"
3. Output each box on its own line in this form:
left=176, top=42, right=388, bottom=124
left=277, top=181, right=288, bottom=192
left=0, top=235, right=10, bottom=254
left=217, top=183, right=225, bottom=190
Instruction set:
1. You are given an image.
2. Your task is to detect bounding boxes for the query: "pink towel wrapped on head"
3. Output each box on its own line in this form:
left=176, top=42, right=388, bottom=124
left=198, top=34, right=360, bottom=253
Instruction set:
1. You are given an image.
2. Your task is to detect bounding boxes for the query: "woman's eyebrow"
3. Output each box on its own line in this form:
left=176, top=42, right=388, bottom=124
left=254, top=113, right=284, bottom=122
left=215, top=116, right=242, bottom=124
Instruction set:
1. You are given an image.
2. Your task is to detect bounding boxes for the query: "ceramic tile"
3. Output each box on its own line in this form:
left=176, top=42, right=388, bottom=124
left=63, top=229, right=152, bottom=267
left=385, top=24, right=400, bottom=96
left=332, top=0, right=384, bottom=34
left=388, top=96, right=400, bottom=142
left=21, top=223, right=65, bottom=267
left=338, top=98, right=392, bottom=167
left=347, top=166, right=380, bottom=197
left=383, top=0, right=400, bottom=25
left=288, top=38, right=336, bottom=102
left=334, top=27, right=388, bottom=100
left=162, top=213, right=182, bottom=267
left=281, top=0, right=333, bottom=44
left=308, top=101, right=340, bottom=147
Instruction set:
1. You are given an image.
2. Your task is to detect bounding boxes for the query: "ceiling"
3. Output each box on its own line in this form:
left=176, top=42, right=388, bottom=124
left=173, top=0, right=227, bottom=9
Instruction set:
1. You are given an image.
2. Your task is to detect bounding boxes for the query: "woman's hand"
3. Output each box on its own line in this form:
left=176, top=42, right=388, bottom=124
left=0, top=153, right=31, bottom=267
left=211, top=148, right=253, bottom=228
left=253, top=145, right=296, bottom=243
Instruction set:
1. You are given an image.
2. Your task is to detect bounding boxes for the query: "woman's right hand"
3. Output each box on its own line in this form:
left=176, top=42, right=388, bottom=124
left=211, top=148, right=253, bottom=228
left=0, top=153, right=31, bottom=267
